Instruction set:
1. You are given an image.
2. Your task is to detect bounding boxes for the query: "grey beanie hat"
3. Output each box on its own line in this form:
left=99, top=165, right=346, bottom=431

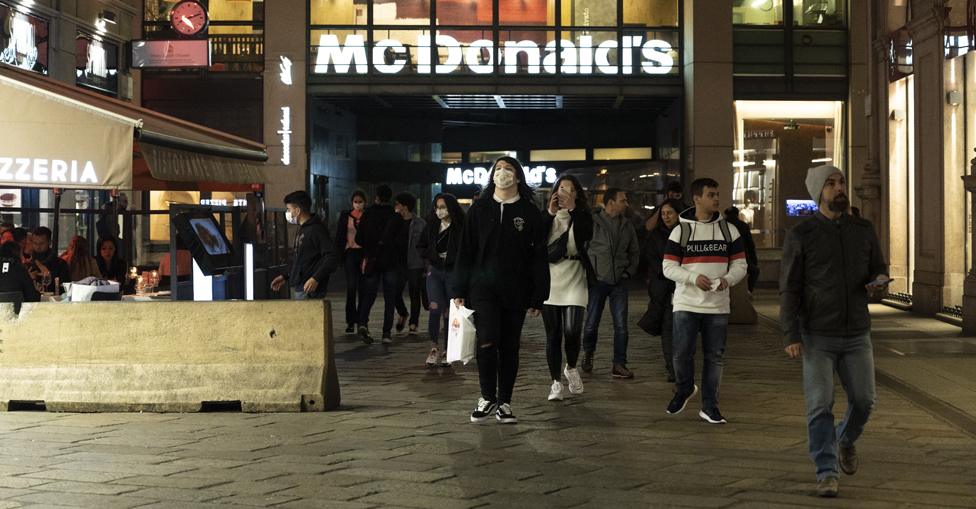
left=805, top=165, right=844, bottom=203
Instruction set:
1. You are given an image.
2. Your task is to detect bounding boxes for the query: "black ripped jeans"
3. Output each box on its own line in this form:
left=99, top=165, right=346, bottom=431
left=542, top=305, right=584, bottom=381
left=471, top=297, right=527, bottom=405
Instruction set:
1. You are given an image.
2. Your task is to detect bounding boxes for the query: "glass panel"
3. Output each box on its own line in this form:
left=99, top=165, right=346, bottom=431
left=624, top=0, right=678, bottom=27
left=310, top=28, right=372, bottom=74
left=0, top=3, right=50, bottom=74
left=435, top=0, right=491, bottom=25
left=732, top=100, right=845, bottom=249
left=594, top=147, right=653, bottom=160
left=561, top=0, right=616, bottom=27
left=470, top=150, right=517, bottom=163
left=561, top=29, right=617, bottom=75
left=310, top=0, right=368, bottom=25
left=436, top=29, right=495, bottom=75
left=793, top=0, right=845, bottom=27
left=75, top=34, right=119, bottom=95
left=370, top=27, right=432, bottom=74
left=732, top=0, right=784, bottom=26
left=499, top=29, right=556, bottom=74
left=631, top=29, right=678, bottom=75
left=499, top=0, right=554, bottom=25
left=374, top=0, right=432, bottom=24
left=530, top=148, right=586, bottom=161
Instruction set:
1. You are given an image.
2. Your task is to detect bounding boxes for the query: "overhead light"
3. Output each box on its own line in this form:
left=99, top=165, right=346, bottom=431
left=98, top=10, right=117, bottom=25
left=811, top=158, right=833, bottom=163
left=598, top=168, right=608, bottom=175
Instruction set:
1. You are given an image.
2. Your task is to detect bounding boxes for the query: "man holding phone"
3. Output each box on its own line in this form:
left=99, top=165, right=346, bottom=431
left=780, top=165, right=889, bottom=498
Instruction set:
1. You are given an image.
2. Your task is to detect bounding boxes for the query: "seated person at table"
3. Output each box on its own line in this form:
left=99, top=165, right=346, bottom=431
left=28, top=227, right=69, bottom=292
left=0, top=241, right=40, bottom=308
left=61, top=235, right=101, bottom=282
left=96, top=237, right=127, bottom=282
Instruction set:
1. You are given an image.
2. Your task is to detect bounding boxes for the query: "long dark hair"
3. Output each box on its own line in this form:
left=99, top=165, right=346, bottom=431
left=426, top=193, right=465, bottom=225
left=658, top=199, right=684, bottom=231
left=481, top=156, right=536, bottom=203
left=550, top=175, right=589, bottom=213
left=97, top=237, right=121, bottom=262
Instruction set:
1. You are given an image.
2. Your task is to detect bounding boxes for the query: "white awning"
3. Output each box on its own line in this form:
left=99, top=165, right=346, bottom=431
left=0, top=73, right=137, bottom=190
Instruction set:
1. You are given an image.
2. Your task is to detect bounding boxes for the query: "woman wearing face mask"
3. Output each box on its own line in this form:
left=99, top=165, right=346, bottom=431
left=416, top=193, right=465, bottom=367
left=453, top=156, right=549, bottom=424
left=542, top=176, right=593, bottom=402
left=335, top=190, right=368, bottom=333
left=639, top=199, right=683, bottom=382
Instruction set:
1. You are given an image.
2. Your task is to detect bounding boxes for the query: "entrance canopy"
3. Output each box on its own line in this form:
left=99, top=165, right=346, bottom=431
left=0, top=66, right=267, bottom=191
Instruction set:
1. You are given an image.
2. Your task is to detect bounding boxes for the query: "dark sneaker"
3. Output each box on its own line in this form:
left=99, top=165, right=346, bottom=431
left=611, top=364, right=634, bottom=379
left=698, top=407, right=727, bottom=424
left=358, top=326, right=373, bottom=345
left=666, top=385, right=698, bottom=415
left=495, top=403, right=517, bottom=424
left=395, top=314, right=408, bottom=332
left=839, top=445, right=858, bottom=475
left=470, top=398, right=496, bottom=423
left=345, top=324, right=355, bottom=334
left=816, top=477, right=838, bottom=498
left=581, top=352, right=594, bottom=374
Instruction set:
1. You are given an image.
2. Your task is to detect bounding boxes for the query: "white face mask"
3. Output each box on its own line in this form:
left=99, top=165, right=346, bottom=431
left=286, top=210, right=299, bottom=224
left=493, top=168, right=516, bottom=189
left=435, top=207, right=449, bottom=220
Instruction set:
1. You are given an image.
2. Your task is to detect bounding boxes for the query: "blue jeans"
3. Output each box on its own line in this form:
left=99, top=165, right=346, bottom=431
left=426, top=266, right=450, bottom=348
left=582, top=281, right=629, bottom=365
left=672, top=311, right=728, bottom=410
left=802, top=332, right=876, bottom=481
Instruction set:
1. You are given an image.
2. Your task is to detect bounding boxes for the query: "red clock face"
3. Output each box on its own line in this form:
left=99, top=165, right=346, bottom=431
left=170, top=1, right=208, bottom=37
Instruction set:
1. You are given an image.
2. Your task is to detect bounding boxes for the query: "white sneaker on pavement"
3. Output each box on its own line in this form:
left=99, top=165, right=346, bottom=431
left=425, top=347, right=439, bottom=367
left=564, top=366, right=584, bottom=394
left=548, top=380, right=564, bottom=401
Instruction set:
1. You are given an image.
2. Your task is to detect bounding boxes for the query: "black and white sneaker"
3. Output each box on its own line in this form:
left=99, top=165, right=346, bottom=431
left=470, top=398, right=496, bottom=423
left=699, top=407, right=727, bottom=424
left=345, top=324, right=355, bottom=334
left=495, top=403, right=517, bottom=424
left=358, top=326, right=373, bottom=345
left=666, top=384, right=698, bottom=415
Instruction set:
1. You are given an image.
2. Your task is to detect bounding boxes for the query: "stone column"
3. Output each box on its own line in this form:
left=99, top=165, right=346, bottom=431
left=908, top=1, right=947, bottom=315
left=962, top=168, right=976, bottom=335
left=854, top=2, right=886, bottom=233
left=682, top=0, right=733, bottom=194
left=263, top=0, right=308, bottom=206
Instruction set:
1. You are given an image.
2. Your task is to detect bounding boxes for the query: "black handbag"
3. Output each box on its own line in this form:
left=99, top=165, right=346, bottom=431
left=546, top=217, right=574, bottom=263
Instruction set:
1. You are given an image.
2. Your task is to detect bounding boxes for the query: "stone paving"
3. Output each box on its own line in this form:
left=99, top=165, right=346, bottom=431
left=0, top=291, right=975, bottom=508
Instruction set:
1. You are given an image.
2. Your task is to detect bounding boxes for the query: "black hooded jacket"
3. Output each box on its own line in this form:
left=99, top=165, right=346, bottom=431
left=287, top=214, right=339, bottom=297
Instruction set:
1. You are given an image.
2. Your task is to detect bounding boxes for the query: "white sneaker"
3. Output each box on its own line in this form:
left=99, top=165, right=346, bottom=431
left=425, top=347, right=439, bottom=367
left=548, top=380, right=564, bottom=401
left=564, top=366, right=584, bottom=395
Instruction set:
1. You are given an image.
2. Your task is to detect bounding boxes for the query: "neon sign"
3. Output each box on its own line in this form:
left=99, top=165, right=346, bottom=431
left=279, top=56, right=293, bottom=85
left=445, top=165, right=557, bottom=187
left=314, top=34, right=675, bottom=75
left=278, top=107, right=292, bottom=166
left=0, top=158, right=99, bottom=184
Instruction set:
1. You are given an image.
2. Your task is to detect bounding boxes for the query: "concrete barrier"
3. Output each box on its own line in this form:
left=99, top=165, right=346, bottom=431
left=0, top=300, right=339, bottom=412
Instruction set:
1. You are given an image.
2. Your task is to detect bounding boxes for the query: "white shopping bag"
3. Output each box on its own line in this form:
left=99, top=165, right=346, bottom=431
left=446, top=301, right=476, bottom=364
left=66, top=277, right=120, bottom=302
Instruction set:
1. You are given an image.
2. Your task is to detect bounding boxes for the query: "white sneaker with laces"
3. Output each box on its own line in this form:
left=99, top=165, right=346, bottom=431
left=564, top=366, right=584, bottom=394
left=548, top=380, right=564, bottom=401
left=425, top=347, right=439, bottom=367
left=470, top=398, right=496, bottom=423
left=495, top=403, right=517, bottom=424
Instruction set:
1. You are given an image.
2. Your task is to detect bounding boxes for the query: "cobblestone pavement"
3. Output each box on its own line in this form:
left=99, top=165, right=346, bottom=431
left=0, top=292, right=975, bottom=508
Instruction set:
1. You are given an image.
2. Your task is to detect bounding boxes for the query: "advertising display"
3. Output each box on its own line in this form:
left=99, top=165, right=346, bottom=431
left=172, top=208, right=237, bottom=275
left=131, top=39, right=211, bottom=68
left=0, top=2, right=48, bottom=75
left=75, top=33, right=119, bottom=95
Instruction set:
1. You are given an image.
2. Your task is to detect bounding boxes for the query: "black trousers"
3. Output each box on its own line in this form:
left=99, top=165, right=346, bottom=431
left=542, top=305, right=584, bottom=381
left=396, top=268, right=425, bottom=326
left=343, top=248, right=363, bottom=326
left=472, top=297, right=527, bottom=405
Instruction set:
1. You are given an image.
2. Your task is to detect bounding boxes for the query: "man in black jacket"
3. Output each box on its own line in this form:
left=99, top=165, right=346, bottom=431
left=0, top=241, right=40, bottom=313
left=780, top=165, right=889, bottom=498
left=28, top=227, right=69, bottom=292
left=271, top=191, right=339, bottom=301
left=355, top=185, right=406, bottom=344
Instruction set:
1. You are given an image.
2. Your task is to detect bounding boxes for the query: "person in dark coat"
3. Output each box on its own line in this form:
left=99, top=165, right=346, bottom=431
left=639, top=199, right=682, bottom=382
left=725, top=205, right=760, bottom=292
left=453, top=156, right=549, bottom=424
left=27, top=227, right=69, bottom=293
left=334, top=190, right=367, bottom=334
left=270, top=190, right=339, bottom=300
left=355, top=185, right=407, bottom=344
left=0, top=241, right=39, bottom=313
left=96, top=237, right=127, bottom=282
left=416, top=193, right=465, bottom=367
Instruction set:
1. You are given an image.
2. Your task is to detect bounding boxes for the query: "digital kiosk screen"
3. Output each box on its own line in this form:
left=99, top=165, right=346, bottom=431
left=173, top=209, right=235, bottom=275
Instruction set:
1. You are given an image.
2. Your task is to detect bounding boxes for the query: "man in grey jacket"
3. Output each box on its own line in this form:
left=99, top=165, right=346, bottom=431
left=780, top=165, right=889, bottom=498
left=581, top=188, right=641, bottom=378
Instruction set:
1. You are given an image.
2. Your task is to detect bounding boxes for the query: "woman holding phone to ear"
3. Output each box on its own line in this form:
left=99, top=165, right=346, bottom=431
left=542, top=175, right=592, bottom=402
left=453, top=156, right=549, bottom=424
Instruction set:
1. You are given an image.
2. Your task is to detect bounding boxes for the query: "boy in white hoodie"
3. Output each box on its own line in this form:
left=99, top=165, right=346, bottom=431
left=662, top=178, right=747, bottom=424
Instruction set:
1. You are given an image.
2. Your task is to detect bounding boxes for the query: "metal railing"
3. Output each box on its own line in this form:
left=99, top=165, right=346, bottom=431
left=210, top=33, right=264, bottom=64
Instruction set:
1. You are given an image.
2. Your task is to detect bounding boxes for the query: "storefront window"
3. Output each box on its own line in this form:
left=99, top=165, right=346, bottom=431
left=144, top=0, right=264, bottom=70
left=0, top=2, right=49, bottom=74
left=732, top=100, right=845, bottom=249
left=792, top=0, right=845, bottom=27
left=887, top=77, right=914, bottom=296
left=625, top=0, right=678, bottom=27
left=733, top=0, right=784, bottom=25
left=311, top=0, right=367, bottom=25
left=436, top=0, right=490, bottom=25
left=75, top=33, right=119, bottom=96
left=374, top=0, right=431, bottom=24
